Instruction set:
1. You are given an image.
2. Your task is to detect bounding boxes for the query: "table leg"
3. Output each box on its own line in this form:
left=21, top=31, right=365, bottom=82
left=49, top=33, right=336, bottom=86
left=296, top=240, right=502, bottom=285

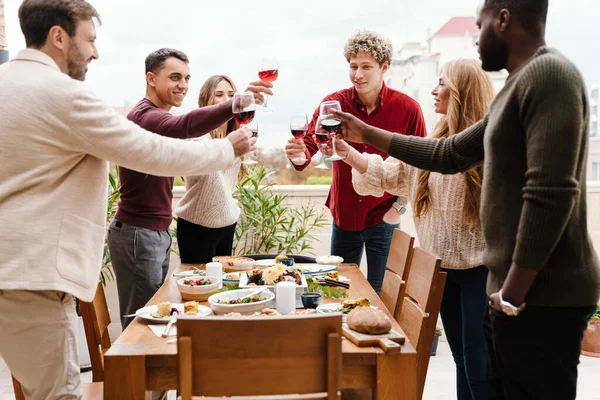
left=104, top=354, right=147, bottom=400
left=375, top=352, right=417, bottom=400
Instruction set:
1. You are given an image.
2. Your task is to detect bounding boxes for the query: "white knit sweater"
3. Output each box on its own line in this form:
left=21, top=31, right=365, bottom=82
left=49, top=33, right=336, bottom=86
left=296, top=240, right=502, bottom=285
left=352, top=154, right=486, bottom=270
left=176, top=135, right=242, bottom=228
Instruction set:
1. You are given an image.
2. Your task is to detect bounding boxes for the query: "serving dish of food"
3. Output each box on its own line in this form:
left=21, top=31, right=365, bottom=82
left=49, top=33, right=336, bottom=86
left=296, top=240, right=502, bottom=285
left=135, top=301, right=212, bottom=323
left=239, top=266, right=308, bottom=306
left=212, top=256, right=255, bottom=271
left=177, top=276, right=221, bottom=301
left=208, top=288, right=275, bottom=315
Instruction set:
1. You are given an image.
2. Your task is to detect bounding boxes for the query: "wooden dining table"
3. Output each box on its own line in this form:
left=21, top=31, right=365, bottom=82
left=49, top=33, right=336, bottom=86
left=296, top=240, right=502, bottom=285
left=103, top=264, right=418, bottom=399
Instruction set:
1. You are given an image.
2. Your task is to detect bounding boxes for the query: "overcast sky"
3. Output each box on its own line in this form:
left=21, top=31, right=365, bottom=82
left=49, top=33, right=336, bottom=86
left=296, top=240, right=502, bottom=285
left=4, top=0, right=599, bottom=149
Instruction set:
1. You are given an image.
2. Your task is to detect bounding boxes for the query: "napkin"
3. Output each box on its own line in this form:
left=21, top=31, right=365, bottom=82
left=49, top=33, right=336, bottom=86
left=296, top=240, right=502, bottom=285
left=148, top=324, right=177, bottom=337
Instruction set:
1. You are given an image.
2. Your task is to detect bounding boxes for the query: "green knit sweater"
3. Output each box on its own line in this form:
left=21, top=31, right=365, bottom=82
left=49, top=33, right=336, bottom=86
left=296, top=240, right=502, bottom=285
left=388, top=47, right=600, bottom=307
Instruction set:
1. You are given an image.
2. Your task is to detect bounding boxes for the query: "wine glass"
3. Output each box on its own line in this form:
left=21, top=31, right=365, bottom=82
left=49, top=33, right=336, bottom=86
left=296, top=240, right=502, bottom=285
left=258, top=58, right=279, bottom=112
left=232, top=92, right=257, bottom=165
left=290, top=114, right=308, bottom=164
left=319, top=101, right=344, bottom=161
left=243, top=120, right=259, bottom=165
left=314, top=116, right=331, bottom=170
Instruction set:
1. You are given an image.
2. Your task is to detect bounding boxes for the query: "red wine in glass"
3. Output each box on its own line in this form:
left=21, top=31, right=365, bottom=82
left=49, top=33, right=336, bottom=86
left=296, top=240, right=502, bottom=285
left=315, top=133, right=332, bottom=145
left=291, top=129, right=307, bottom=139
left=320, top=118, right=341, bottom=133
left=258, top=69, right=279, bottom=82
left=233, top=110, right=255, bottom=125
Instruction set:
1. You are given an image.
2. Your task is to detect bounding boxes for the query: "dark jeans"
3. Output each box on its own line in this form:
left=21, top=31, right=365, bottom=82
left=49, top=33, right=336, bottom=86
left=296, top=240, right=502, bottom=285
left=330, top=220, right=398, bottom=294
left=107, top=219, right=172, bottom=329
left=440, top=265, right=488, bottom=400
left=177, top=218, right=237, bottom=264
left=485, top=304, right=595, bottom=400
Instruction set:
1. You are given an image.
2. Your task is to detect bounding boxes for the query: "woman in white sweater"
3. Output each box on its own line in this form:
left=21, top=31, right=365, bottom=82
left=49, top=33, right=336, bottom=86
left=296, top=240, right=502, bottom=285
left=331, top=59, right=495, bottom=400
left=176, top=75, right=245, bottom=263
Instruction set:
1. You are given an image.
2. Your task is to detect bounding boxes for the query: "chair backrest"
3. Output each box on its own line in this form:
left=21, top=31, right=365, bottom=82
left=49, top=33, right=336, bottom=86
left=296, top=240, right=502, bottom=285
left=379, top=270, right=403, bottom=318
left=177, top=314, right=342, bottom=400
left=385, top=229, right=415, bottom=279
left=381, top=229, right=415, bottom=319
left=80, top=281, right=112, bottom=382
left=242, top=254, right=317, bottom=263
left=397, top=247, right=445, bottom=400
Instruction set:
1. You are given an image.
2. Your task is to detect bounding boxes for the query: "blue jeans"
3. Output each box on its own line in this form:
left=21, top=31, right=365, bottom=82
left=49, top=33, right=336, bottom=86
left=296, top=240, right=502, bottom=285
left=440, top=265, right=489, bottom=400
left=330, top=220, right=398, bottom=294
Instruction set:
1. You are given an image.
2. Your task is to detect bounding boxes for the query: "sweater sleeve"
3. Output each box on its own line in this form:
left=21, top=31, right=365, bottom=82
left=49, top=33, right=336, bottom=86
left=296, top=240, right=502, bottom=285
left=67, top=88, right=235, bottom=177
left=387, top=117, right=487, bottom=174
left=352, top=153, right=409, bottom=204
left=140, top=100, right=233, bottom=139
left=512, top=57, right=585, bottom=271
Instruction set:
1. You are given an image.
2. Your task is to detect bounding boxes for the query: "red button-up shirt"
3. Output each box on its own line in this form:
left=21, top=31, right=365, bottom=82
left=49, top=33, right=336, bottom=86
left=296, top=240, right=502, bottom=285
left=294, top=83, right=427, bottom=231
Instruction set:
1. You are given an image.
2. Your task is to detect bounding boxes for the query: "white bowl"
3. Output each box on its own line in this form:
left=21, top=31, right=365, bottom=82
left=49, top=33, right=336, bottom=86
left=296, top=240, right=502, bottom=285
left=208, top=289, right=275, bottom=315
left=177, top=276, right=221, bottom=300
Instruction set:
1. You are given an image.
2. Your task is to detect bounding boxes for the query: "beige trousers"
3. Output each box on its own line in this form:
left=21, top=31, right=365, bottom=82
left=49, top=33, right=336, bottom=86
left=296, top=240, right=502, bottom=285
left=0, top=290, right=81, bottom=400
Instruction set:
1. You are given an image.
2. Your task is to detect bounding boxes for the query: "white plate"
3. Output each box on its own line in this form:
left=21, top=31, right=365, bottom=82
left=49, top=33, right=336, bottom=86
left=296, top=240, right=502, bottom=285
left=222, top=272, right=241, bottom=283
left=295, top=263, right=339, bottom=275
left=252, top=259, right=278, bottom=267
left=135, top=303, right=212, bottom=323
left=316, top=303, right=343, bottom=314
left=173, top=270, right=206, bottom=278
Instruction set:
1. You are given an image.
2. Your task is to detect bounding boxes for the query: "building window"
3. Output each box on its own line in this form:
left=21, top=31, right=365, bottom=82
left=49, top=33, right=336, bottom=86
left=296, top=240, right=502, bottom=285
left=592, top=105, right=598, bottom=116
left=592, top=121, right=598, bottom=136
left=593, top=163, right=600, bottom=181
left=593, top=89, right=599, bottom=100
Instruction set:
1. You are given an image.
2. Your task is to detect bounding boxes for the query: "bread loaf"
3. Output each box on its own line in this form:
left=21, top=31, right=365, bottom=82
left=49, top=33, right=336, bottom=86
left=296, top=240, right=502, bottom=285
left=347, top=307, right=392, bottom=334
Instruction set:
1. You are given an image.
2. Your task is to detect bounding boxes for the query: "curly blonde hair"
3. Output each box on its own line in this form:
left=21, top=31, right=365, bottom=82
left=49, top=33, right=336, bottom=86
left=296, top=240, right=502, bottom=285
left=343, top=30, right=393, bottom=66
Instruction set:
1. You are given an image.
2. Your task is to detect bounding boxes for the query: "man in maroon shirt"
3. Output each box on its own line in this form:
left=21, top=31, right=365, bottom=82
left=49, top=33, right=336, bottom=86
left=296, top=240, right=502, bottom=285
left=108, top=48, right=272, bottom=328
left=285, top=31, right=426, bottom=293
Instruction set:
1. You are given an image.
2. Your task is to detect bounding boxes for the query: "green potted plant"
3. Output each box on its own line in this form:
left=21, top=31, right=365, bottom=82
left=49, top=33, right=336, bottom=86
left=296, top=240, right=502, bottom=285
left=582, top=304, right=600, bottom=357
left=431, top=327, right=443, bottom=356
left=233, top=165, right=328, bottom=255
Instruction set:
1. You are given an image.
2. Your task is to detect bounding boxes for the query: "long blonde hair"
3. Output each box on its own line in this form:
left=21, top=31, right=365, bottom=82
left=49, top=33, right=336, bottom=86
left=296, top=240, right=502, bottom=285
left=198, top=75, right=239, bottom=139
left=413, top=59, right=495, bottom=231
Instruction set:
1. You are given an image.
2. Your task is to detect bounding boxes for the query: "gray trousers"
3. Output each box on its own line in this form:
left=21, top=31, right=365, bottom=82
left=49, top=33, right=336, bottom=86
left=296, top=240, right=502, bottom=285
left=107, top=219, right=172, bottom=329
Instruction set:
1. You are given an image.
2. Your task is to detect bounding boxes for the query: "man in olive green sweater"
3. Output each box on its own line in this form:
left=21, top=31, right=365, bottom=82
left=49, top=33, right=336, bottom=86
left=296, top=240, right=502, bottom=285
left=333, top=1, right=600, bottom=399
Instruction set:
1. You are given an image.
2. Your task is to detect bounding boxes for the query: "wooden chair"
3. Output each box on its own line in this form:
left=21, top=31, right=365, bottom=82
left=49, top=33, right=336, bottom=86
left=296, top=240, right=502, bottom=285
left=177, top=314, right=343, bottom=400
left=80, top=281, right=112, bottom=382
left=380, top=229, right=415, bottom=319
left=12, top=282, right=109, bottom=399
left=398, top=247, right=446, bottom=400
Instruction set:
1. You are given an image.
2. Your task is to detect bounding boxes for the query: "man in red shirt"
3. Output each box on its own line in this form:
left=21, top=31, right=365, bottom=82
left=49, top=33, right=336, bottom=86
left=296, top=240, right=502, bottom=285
left=285, top=31, right=426, bottom=293
left=108, top=48, right=272, bottom=328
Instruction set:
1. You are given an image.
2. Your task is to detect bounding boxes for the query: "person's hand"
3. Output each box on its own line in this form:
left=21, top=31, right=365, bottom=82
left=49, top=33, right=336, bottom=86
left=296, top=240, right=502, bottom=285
left=244, top=80, right=274, bottom=105
left=227, top=127, right=257, bottom=158
left=332, top=110, right=368, bottom=143
left=488, top=292, right=501, bottom=313
left=285, top=137, right=307, bottom=160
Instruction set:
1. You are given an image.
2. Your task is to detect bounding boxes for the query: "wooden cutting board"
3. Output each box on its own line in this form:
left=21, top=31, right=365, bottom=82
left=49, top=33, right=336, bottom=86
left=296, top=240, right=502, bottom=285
left=342, top=323, right=405, bottom=354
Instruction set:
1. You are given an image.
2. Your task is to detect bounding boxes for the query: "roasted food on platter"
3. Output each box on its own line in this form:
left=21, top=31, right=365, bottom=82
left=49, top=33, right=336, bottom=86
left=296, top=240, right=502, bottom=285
left=184, top=301, right=199, bottom=314
left=342, top=297, right=371, bottom=311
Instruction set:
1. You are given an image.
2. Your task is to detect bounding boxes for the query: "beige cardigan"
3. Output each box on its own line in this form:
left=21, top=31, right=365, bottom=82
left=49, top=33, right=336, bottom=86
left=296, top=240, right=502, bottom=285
left=352, top=153, right=486, bottom=270
left=0, top=49, right=236, bottom=301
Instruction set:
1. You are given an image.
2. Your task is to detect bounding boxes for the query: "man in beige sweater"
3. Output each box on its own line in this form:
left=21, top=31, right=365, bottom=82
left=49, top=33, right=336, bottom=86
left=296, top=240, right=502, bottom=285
left=334, top=1, right=600, bottom=399
left=0, top=1, right=256, bottom=399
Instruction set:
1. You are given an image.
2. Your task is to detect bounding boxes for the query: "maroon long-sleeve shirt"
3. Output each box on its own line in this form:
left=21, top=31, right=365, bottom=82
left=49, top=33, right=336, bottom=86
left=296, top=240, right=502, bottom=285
left=115, top=98, right=233, bottom=231
left=294, top=84, right=427, bottom=231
